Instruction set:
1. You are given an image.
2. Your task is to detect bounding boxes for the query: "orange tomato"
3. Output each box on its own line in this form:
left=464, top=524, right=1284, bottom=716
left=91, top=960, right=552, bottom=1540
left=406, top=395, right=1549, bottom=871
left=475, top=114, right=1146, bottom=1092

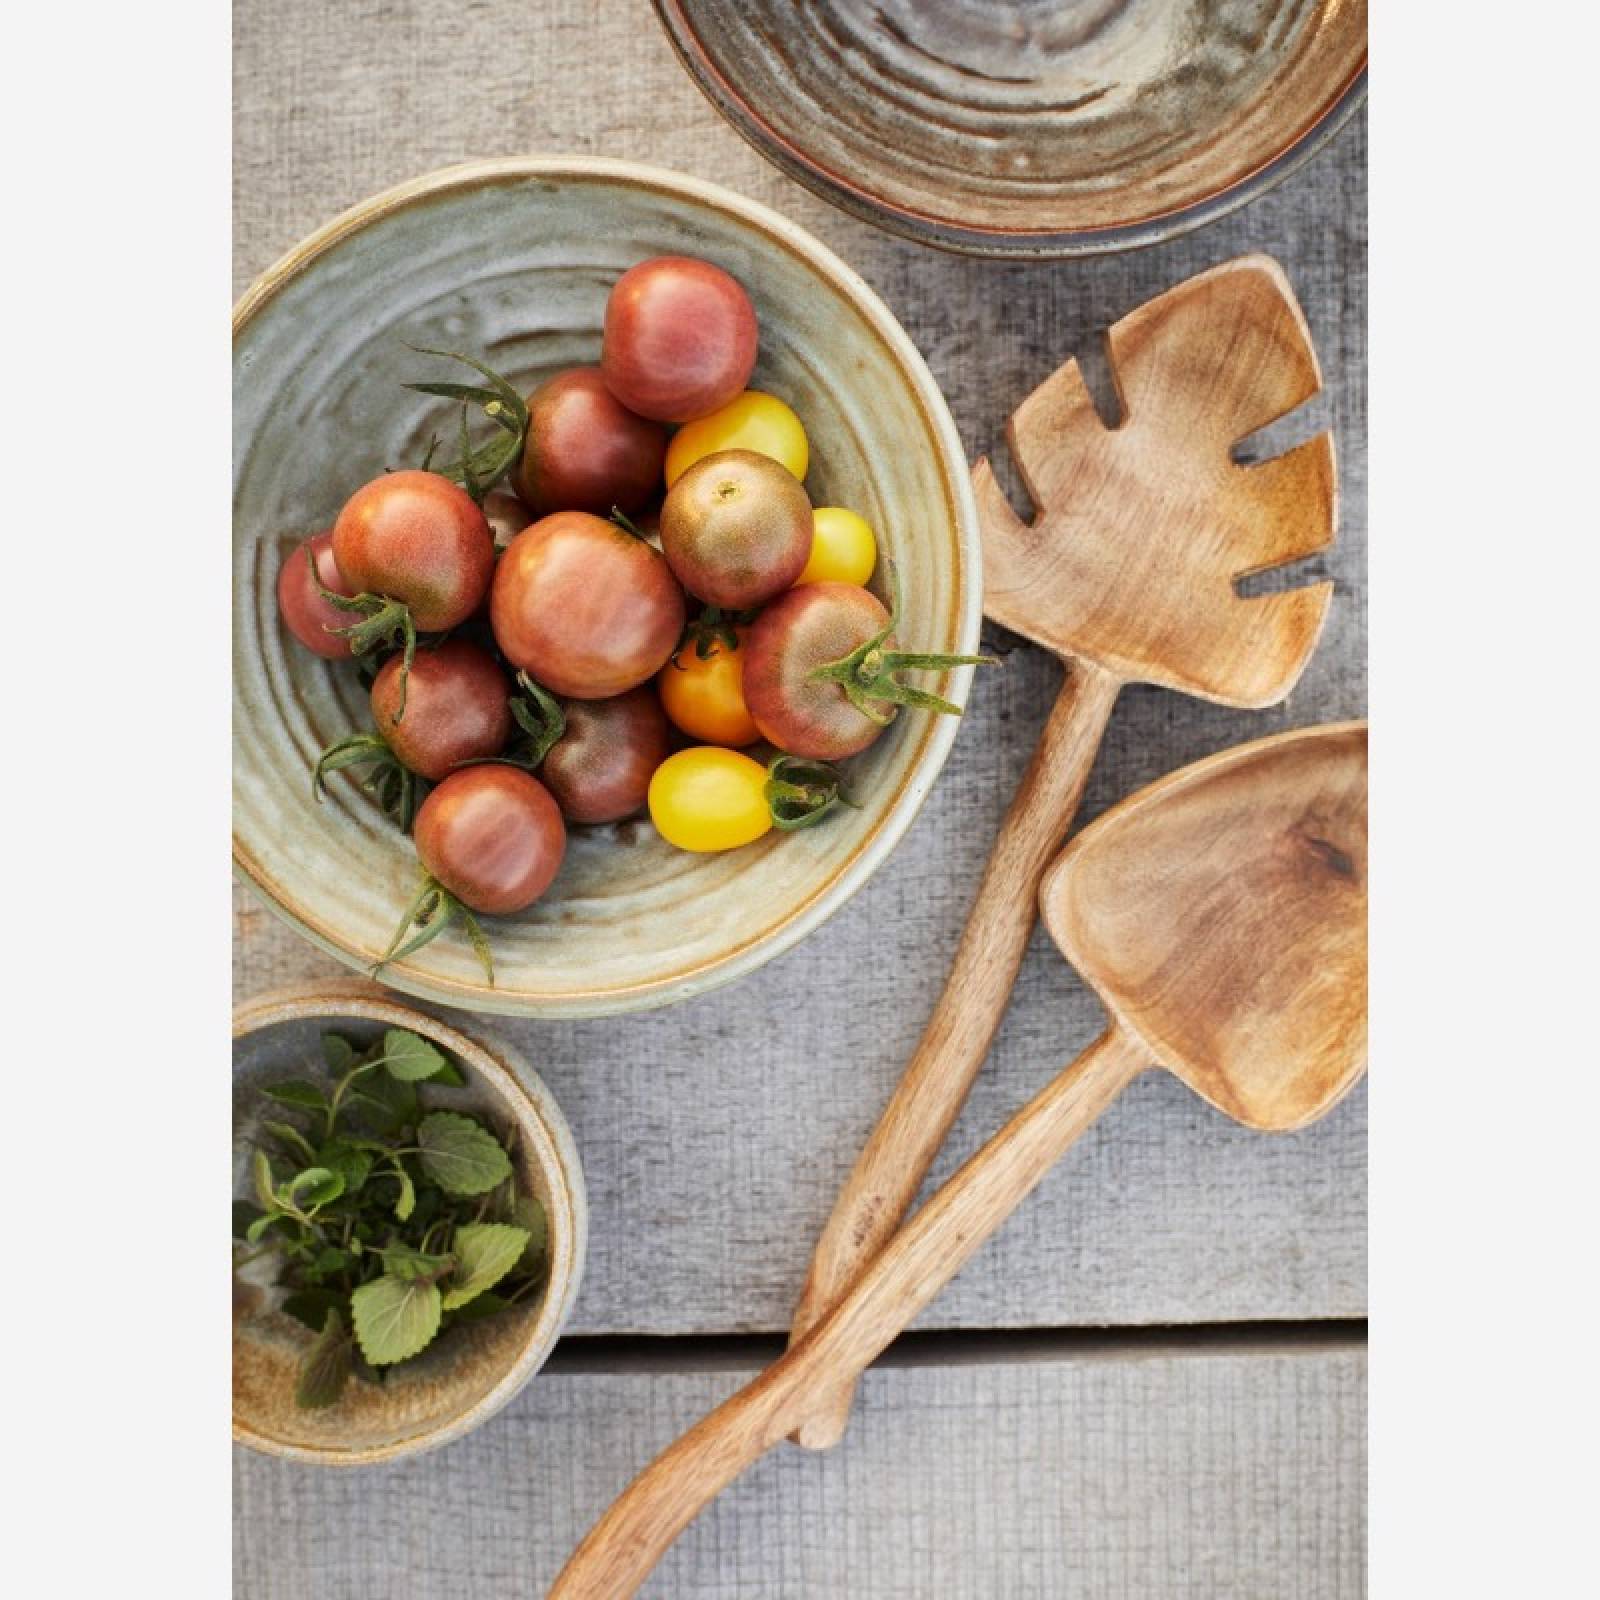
left=658, top=627, right=760, bottom=746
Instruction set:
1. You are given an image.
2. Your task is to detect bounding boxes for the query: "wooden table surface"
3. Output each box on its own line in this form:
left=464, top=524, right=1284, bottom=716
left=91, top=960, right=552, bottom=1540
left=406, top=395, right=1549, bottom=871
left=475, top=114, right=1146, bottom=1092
left=233, top=3, right=1367, bottom=1593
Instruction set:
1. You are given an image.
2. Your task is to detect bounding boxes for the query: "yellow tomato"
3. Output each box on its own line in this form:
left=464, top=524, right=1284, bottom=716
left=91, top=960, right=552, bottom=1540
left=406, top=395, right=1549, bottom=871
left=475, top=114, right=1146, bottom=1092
left=664, top=391, right=809, bottom=487
left=658, top=629, right=760, bottom=746
left=797, top=507, right=877, bottom=587
left=648, top=747, right=772, bottom=853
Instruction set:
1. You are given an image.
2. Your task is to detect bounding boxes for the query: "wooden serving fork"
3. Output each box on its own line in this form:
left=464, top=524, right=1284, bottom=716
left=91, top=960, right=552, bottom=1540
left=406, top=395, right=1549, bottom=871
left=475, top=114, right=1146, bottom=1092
left=787, top=253, right=1339, bottom=1446
left=550, top=722, right=1368, bottom=1598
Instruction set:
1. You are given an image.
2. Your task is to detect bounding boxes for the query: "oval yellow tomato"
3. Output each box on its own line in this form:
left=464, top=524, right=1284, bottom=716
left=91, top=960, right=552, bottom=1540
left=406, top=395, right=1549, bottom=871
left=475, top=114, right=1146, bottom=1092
left=796, top=507, right=877, bottom=587
left=648, top=747, right=772, bottom=852
left=664, top=391, right=809, bottom=487
left=658, top=629, right=760, bottom=746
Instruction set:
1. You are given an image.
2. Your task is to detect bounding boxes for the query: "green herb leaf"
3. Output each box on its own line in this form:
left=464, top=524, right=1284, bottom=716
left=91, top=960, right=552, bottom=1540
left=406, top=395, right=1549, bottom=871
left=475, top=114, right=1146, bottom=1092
left=281, top=1167, right=345, bottom=1210
left=295, top=1309, right=354, bottom=1409
left=511, top=1194, right=549, bottom=1271
left=442, top=1289, right=512, bottom=1326
left=318, top=1139, right=373, bottom=1196
left=430, top=1058, right=467, bottom=1088
left=263, top=1120, right=318, bottom=1164
left=322, top=1032, right=357, bottom=1074
left=281, top=1287, right=343, bottom=1333
left=382, top=1028, right=450, bottom=1082
left=233, top=1200, right=264, bottom=1240
left=252, top=1150, right=277, bottom=1212
left=442, top=1223, right=531, bottom=1310
left=351, top=1275, right=442, bottom=1366
left=417, top=1111, right=513, bottom=1196
left=349, top=1070, right=419, bottom=1136
left=263, top=1080, right=330, bottom=1113
left=245, top=1210, right=284, bottom=1245
left=379, top=1243, right=453, bottom=1281
left=391, top=1164, right=417, bottom=1223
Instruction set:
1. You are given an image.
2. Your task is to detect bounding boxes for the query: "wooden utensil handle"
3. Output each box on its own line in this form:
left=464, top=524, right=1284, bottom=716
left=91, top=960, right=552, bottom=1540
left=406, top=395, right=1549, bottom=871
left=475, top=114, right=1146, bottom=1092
left=787, top=657, right=1120, bottom=1449
left=549, top=1028, right=1146, bottom=1600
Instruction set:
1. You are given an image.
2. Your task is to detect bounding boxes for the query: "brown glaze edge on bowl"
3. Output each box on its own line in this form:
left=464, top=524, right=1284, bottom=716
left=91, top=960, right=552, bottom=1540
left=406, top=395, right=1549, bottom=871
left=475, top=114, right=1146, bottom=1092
left=231, top=979, right=588, bottom=1464
left=651, top=3, right=1366, bottom=260
left=233, top=155, right=982, bottom=1018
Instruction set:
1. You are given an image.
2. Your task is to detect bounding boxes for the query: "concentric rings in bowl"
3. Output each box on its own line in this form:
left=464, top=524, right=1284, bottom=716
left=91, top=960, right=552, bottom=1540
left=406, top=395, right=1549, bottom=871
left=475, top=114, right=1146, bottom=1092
left=234, top=157, right=981, bottom=1017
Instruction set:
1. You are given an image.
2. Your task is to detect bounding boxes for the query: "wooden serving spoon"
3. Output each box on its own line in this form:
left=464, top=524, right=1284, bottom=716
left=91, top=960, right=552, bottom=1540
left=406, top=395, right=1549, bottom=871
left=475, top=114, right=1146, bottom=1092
left=550, top=722, right=1367, bottom=1599
left=788, top=253, right=1338, bottom=1447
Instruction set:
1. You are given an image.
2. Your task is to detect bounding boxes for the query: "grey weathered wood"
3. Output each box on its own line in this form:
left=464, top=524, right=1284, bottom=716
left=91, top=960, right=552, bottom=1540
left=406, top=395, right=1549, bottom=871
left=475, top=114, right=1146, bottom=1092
left=234, top=0, right=1366, bottom=1343
left=234, top=1344, right=1367, bottom=1598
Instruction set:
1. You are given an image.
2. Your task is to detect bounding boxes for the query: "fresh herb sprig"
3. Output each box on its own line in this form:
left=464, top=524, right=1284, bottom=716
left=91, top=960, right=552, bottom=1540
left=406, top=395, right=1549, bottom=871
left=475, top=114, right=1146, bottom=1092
left=232, top=1027, right=549, bottom=1409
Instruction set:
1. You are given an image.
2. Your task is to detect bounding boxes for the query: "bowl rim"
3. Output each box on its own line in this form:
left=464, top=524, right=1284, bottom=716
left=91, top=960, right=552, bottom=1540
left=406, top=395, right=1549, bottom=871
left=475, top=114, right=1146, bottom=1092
left=233, top=154, right=982, bottom=1017
left=231, top=980, right=588, bottom=1464
left=650, top=0, right=1367, bottom=260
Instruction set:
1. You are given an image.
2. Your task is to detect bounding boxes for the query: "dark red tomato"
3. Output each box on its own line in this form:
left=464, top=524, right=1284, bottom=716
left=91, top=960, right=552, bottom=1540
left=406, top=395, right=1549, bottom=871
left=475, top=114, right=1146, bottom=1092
left=369, top=639, right=511, bottom=781
left=483, top=488, right=533, bottom=548
left=491, top=512, right=685, bottom=699
left=601, top=257, right=758, bottom=423
left=414, top=764, right=566, bottom=916
left=513, top=367, right=667, bottom=517
left=540, top=686, right=673, bottom=825
left=659, top=449, right=812, bottom=608
left=277, top=531, right=356, bottom=659
left=332, top=469, right=494, bottom=632
left=744, top=583, right=898, bottom=761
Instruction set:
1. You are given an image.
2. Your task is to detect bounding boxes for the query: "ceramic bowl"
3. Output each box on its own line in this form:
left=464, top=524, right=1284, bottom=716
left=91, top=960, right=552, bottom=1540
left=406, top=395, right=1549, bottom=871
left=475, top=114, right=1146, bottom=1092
left=652, top=0, right=1367, bottom=258
left=234, top=156, right=980, bottom=1016
left=232, top=981, right=587, bottom=1465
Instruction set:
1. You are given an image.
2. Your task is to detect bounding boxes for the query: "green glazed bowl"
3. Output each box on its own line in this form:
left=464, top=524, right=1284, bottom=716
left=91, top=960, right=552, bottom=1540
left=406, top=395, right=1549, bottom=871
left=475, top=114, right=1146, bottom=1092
left=234, top=157, right=981, bottom=1017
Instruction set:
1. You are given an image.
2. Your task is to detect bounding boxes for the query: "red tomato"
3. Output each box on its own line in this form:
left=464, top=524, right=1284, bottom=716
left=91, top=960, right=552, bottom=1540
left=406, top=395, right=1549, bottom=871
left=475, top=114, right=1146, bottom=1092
left=745, top=585, right=893, bottom=760
left=332, top=470, right=494, bottom=632
left=745, top=583, right=985, bottom=760
left=413, top=765, right=565, bottom=916
left=369, top=639, right=511, bottom=781
left=513, top=367, right=667, bottom=517
left=540, top=686, right=673, bottom=824
left=490, top=512, right=685, bottom=699
left=601, top=257, right=758, bottom=423
left=659, top=449, right=812, bottom=608
left=277, top=531, right=355, bottom=659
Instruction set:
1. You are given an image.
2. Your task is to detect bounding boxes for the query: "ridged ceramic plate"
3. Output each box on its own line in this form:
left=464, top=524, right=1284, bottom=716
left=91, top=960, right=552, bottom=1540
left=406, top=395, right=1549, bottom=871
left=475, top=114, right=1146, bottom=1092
left=653, top=0, right=1367, bottom=257
left=234, top=157, right=980, bottom=1017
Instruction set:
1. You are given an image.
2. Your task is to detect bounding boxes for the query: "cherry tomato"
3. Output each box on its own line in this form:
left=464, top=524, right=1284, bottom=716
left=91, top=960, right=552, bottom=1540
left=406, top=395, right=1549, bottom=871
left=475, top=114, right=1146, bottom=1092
left=369, top=639, right=510, bottom=781
left=540, top=686, right=673, bottom=824
left=797, top=507, right=877, bottom=587
left=513, top=366, right=667, bottom=517
left=659, top=450, right=812, bottom=609
left=601, top=257, right=757, bottom=423
left=414, top=764, right=566, bottom=915
left=277, top=531, right=356, bottom=659
left=648, top=747, right=772, bottom=853
left=664, top=391, right=808, bottom=488
left=657, top=627, right=759, bottom=746
left=744, top=583, right=896, bottom=760
left=483, top=489, right=533, bottom=548
left=332, top=470, right=494, bottom=632
left=745, top=583, right=983, bottom=760
left=491, top=512, right=685, bottom=698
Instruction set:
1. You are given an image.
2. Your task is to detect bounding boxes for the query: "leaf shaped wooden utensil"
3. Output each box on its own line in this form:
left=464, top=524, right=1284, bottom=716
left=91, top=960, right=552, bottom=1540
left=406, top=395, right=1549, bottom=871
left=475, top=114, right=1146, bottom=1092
left=787, top=255, right=1337, bottom=1447
left=548, top=723, right=1367, bottom=1600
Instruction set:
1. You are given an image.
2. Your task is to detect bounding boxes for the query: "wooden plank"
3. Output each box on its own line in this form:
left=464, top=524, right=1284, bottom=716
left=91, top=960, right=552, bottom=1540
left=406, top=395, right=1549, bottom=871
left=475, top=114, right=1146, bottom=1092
left=234, top=0, right=1367, bottom=1339
left=233, top=1343, right=1367, bottom=1598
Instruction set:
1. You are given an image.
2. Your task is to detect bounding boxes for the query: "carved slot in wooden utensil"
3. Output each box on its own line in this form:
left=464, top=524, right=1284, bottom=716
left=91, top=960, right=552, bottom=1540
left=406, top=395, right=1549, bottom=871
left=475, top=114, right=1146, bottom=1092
left=788, top=254, right=1339, bottom=1448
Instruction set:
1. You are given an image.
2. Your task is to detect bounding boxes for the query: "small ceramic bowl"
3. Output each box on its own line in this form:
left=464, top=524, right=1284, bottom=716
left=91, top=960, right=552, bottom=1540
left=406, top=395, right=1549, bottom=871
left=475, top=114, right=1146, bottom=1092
left=234, top=156, right=981, bottom=1017
left=232, top=981, right=586, bottom=1465
left=652, top=0, right=1367, bottom=258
